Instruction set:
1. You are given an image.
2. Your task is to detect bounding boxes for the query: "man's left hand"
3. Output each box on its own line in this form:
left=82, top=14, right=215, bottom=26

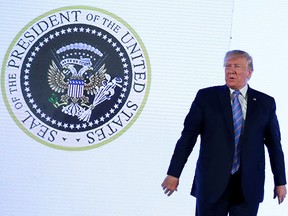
left=274, top=185, right=287, bottom=204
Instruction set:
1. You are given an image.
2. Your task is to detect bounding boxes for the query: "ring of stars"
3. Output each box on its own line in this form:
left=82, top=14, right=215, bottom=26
left=22, top=25, right=131, bottom=131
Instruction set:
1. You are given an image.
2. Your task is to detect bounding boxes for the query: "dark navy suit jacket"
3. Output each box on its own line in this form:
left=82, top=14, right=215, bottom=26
left=167, top=85, right=286, bottom=203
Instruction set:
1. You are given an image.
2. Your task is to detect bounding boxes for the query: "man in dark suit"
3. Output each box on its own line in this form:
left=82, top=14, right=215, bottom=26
left=161, top=50, right=286, bottom=216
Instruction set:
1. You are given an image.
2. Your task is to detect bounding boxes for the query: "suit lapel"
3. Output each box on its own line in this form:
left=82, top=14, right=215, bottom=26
left=218, top=85, right=234, bottom=135
left=242, top=87, right=258, bottom=135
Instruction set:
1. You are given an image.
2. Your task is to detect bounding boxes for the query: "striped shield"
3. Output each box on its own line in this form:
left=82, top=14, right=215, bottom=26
left=67, top=79, right=84, bottom=98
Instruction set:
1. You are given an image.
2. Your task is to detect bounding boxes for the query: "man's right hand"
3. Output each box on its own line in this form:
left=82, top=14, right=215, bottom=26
left=161, top=175, right=179, bottom=196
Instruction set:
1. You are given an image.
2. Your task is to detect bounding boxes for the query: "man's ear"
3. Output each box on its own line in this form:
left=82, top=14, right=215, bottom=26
left=247, top=69, right=253, bottom=78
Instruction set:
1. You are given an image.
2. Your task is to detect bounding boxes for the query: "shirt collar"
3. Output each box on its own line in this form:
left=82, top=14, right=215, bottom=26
left=229, top=84, right=248, bottom=97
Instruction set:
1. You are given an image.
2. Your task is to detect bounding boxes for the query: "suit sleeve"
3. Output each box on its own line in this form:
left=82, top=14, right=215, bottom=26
left=167, top=90, right=203, bottom=178
left=265, top=98, right=287, bottom=186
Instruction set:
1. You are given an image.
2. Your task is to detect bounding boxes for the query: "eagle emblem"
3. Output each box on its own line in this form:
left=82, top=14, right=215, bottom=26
left=47, top=43, right=122, bottom=122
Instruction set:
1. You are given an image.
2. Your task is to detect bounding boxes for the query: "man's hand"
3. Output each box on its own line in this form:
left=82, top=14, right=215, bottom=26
left=274, top=185, right=287, bottom=204
left=161, top=175, right=179, bottom=196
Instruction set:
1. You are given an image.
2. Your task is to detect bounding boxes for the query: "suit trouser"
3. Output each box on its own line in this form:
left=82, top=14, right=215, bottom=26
left=195, top=171, right=259, bottom=216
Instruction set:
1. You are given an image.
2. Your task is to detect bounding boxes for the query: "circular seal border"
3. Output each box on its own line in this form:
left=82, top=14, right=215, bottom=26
left=1, top=6, right=151, bottom=151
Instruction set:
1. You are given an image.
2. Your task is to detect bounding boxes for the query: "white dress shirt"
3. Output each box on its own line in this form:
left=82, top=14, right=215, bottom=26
left=229, top=85, right=248, bottom=120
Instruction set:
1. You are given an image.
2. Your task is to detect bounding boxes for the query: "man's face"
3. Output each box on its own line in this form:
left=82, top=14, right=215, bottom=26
left=224, top=56, right=252, bottom=90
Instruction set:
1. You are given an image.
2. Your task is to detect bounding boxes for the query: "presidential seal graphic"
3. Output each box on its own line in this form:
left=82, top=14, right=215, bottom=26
left=2, top=6, right=150, bottom=150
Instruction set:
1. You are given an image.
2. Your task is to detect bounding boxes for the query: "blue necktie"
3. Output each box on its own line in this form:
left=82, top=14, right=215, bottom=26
left=231, top=90, right=242, bottom=174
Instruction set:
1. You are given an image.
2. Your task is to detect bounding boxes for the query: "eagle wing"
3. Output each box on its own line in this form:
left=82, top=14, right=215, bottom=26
left=84, top=64, right=107, bottom=95
left=48, top=60, right=69, bottom=93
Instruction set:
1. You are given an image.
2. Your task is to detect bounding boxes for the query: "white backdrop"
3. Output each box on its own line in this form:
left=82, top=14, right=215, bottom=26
left=0, top=0, right=287, bottom=215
